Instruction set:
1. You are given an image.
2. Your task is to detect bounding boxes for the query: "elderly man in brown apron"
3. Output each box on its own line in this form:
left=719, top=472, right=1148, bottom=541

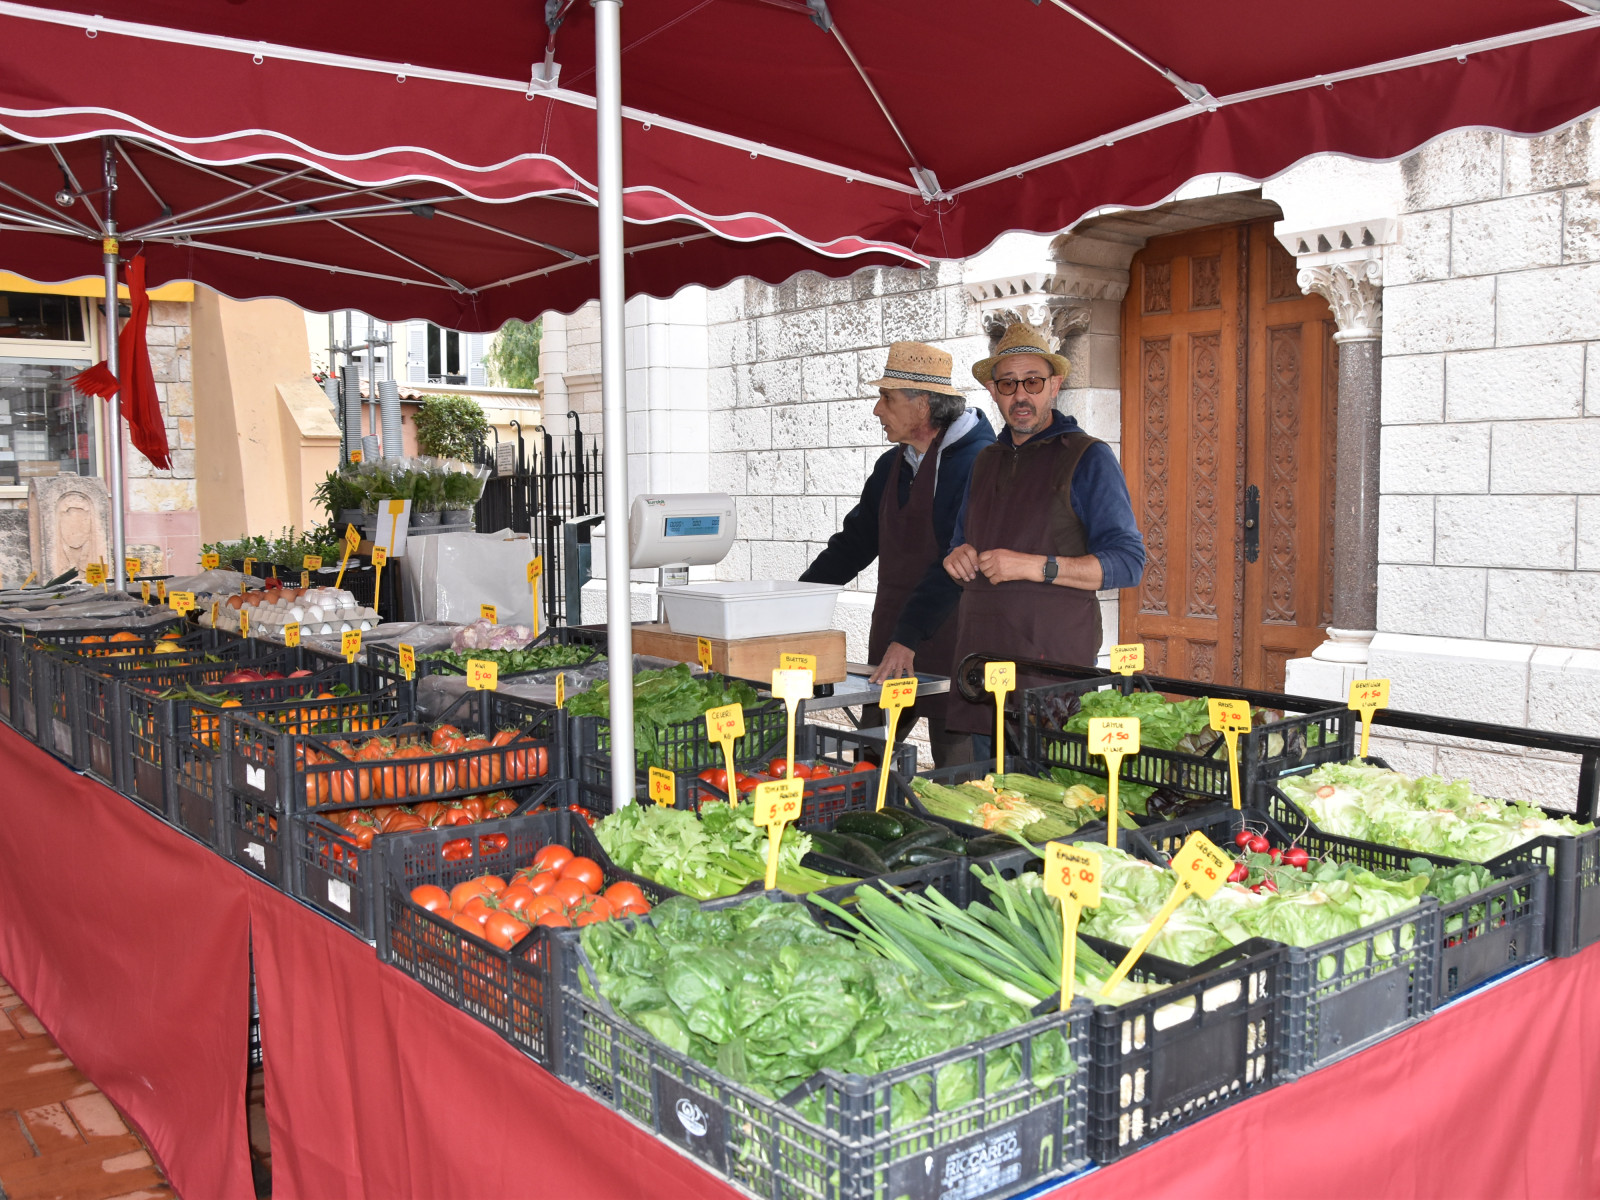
left=943, top=323, right=1146, bottom=748
left=801, top=341, right=995, bottom=766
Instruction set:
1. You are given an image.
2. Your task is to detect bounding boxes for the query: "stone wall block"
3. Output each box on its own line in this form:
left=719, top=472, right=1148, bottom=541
left=143, top=324, right=177, bottom=347
left=148, top=301, right=189, bottom=327
left=1365, top=733, right=1440, bottom=777
left=706, top=283, right=745, bottom=325
left=804, top=447, right=867, bottom=498
left=1059, top=388, right=1121, bottom=443
left=1400, top=130, right=1503, bottom=210
left=772, top=496, right=834, bottom=536
left=850, top=271, right=887, bottom=302
left=881, top=290, right=945, bottom=343
left=1435, top=495, right=1575, bottom=569
left=707, top=451, right=749, bottom=495
left=715, top=540, right=751, bottom=581
left=746, top=450, right=803, bottom=495
left=770, top=403, right=829, bottom=450
left=742, top=279, right=778, bottom=318
left=1486, top=569, right=1600, bottom=648
left=1564, top=184, right=1600, bottom=266
left=747, top=360, right=802, bottom=407
left=1497, top=264, right=1600, bottom=345
left=1488, top=420, right=1600, bottom=494
left=1366, top=632, right=1532, bottom=725
left=711, top=407, right=770, bottom=452
left=1445, top=344, right=1583, bottom=421
left=945, top=287, right=982, bottom=337
left=1528, top=646, right=1600, bottom=738
left=1375, top=564, right=1487, bottom=637
left=708, top=322, right=753, bottom=368
left=1504, top=121, right=1599, bottom=196
left=1380, top=354, right=1445, bottom=424
left=880, top=266, right=942, bottom=295
left=801, top=352, right=860, bottom=402
left=1378, top=423, right=1490, bottom=494
left=826, top=299, right=883, bottom=352
left=1382, top=278, right=1496, bottom=355
left=735, top=496, right=772, bottom=540
left=1450, top=192, right=1563, bottom=275
left=1434, top=746, right=1582, bottom=809
left=1578, top=497, right=1600, bottom=570
left=1383, top=209, right=1451, bottom=285
left=707, top=366, right=737, bottom=410
left=164, top=381, right=194, bottom=417
left=1378, top=495, right=1435, bottom=565
left=829, top=399, right=886, bottom=448
left=145, top=345, right=178, bottom=384
left=750, top=539, right=806, bottom=579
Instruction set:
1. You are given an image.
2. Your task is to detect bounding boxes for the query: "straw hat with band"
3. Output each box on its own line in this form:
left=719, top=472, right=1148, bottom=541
left=971, top=322, right=1071, bottom=384
left=866, top=341, right=964, bottom=397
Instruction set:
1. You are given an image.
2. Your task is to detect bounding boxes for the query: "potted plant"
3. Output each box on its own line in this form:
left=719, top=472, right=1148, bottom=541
left=312, top=470, right=366, bottom=530
left=440, top=468, right=485, bottom=528
left=411, top=468, right=444, bottom=527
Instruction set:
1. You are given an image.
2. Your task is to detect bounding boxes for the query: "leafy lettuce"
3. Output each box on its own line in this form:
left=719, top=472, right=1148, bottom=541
left=568, top=663, right=763, bottom=769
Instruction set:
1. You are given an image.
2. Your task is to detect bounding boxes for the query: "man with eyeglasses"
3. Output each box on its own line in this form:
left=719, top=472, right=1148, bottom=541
left=941, top=322, right=1145, bottom=742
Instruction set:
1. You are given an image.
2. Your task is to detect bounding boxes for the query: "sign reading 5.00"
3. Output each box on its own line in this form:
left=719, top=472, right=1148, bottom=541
left=753, top=778, right=803, bottom=828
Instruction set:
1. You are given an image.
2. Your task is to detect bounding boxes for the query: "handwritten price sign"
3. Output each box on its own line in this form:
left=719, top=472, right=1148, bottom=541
left=754, top=778, right=804, bottom=891
left=201, top=552, right=220, bottom=571
left=397, top=643, right=416, bottom=681
left=303, top=555, right=322, bottom=571
left=704, top=702, right=746, bottom=745
left=465, top=658, right=498, bottom=690
left=341, top=628, right=362, bottom=664
left=648, top=767, right=675, bottom=808
left=85, top=562, right=106, bottom=587
left=168, top=590, right=195, bottom=613
left=778, top=652, right=816, bottom=675
left=875, top=676, right=918, bottom=811
left=1044, top=841, right=1101, bottom=1011
left=984, top=661, right=1016, bottom=772
left=1208, top=699, right=1250, bottom=810
left=1348, top=677, right=1391, bottom=759
left=370, top=545, right=388, bottom=568
left=282, top=621, right=300, bottom=648
left=1087, top=717, right=1139, bottom=847
left=1171, top=831, right=1230, bottom=901
left=1109, top=643, right=1144, bottom=676
left=480, top=603, right=497, bottom=624
left=697, top=637, right=714, bottom=671
left=127, top=556, right=145, bottom=578
left=344, top=525, right=362, bottom=552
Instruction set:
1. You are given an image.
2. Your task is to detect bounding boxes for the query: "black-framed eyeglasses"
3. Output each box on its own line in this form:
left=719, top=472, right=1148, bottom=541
left=993, top=377, right=1048, bottom=396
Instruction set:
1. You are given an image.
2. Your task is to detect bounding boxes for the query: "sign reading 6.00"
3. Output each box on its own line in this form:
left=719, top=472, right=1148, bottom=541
left=1171, top=831, right=1230, bottom=901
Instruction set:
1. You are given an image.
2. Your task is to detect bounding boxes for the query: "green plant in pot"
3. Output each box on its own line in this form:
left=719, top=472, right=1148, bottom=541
left=312, top=470, right=366, bottom=527
left=410, top=468, right=445, bottom=526
left=441, top=469, right=484, bottom=527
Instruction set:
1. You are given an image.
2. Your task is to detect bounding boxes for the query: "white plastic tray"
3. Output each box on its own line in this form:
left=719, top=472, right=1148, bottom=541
left=656, top=580, right=842, bottom=640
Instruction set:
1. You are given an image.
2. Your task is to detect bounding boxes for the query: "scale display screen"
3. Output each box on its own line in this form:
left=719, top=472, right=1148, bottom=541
left=663, top=515, right=721, bottom=538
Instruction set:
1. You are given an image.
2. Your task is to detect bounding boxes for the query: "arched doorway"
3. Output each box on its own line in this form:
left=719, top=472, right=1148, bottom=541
left=1119, top=220, right=1337, bottom=690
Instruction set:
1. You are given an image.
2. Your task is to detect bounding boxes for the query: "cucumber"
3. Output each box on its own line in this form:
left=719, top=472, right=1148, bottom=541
left=879, top=826, right=952, bottom=867
left=965, top=833, right=1031, bottom=857
left=934, top=833, right=968, bottom=854
left=901, top=845, right=968, bottom=866
left=808, top=832, right=889, bottom=874
left=834, top=811, right=906, bottom=842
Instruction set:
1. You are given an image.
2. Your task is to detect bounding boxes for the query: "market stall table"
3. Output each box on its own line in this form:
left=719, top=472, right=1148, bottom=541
left=2, top=721, right=1598, bottom=1200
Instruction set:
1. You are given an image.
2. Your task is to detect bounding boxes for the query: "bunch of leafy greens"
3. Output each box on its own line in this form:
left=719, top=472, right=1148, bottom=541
left=579, top=896, right=1075, bottom=1128
left=1280, top=762, right=1593, bottom=862
left=423, top=643, right=598, bottom=676
left=594, top=803, right=855, bottom=899
left=1041, top=691, right=1216, bottom=814
left=567, top=664, right=764, bottom=768
left=1075, top=842, right=1493, bottom=978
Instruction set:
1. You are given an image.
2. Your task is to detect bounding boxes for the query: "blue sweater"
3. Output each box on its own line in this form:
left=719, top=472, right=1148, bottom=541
left=801, top=411, right=996, bottom=647
left=950, top=411, right=1146, bottom=590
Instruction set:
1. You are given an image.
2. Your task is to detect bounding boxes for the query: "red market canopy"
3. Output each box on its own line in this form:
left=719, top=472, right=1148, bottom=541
left=1, top=0, right=1598, bottom=265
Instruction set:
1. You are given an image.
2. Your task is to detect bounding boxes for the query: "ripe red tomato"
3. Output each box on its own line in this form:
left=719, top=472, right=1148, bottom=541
left=534, top=911, right=571, bottom=928
left=850, top=761, right=876, bottom=774
left=735, top=773, right=761, bottom=793
left=560, top=856, right=604, bottom=893
left=430, top=724, right=463, bottom=750
left=524, top=896, right=564, bottom=922
left=482, top=911, right=530, bottom=950
left=451, top=911, right=483, bottom=935
left=573, top=896, right=615, bottom=926
left=498, top=884, right=537, bottom=916
left=410, top=884, right=451, bottom=914
left=532, top=844, right=574, bottom=874
left=604, top=881, right=651, bottom=917
left=698, top=767, right=729, bottom=791
left=450, top=878, right=497, bottom=910
left=459, top=895, right=495, bottom=926
left=549, top=878, right=590, bottom=911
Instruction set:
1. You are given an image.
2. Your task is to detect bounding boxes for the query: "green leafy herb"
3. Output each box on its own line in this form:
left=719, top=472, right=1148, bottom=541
left=567, top=664, right=764, bottom=769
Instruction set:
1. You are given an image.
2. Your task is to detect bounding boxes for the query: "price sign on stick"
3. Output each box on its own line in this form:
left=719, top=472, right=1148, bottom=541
left=480, top=603, right=497, bottom=624
left=770, top=668, right=814, bottom=796
left=1101, top=831, right=1226, bottom=997
left=697, top=637, right=714, bottom=671
left=875, top=677, right=918, bottom=812
left=1087, top=717, right=1140, bottom=847
left=1044, top=842, right=1101, bottom=1011
left=648, top=767, right=675, bottom=808
left=704, top=703, right=745, bottom=804
left=157, top=579, right=168, bottom=602
left=465, top=658, right=498, bottom=690
left=1348, top=678, right=1390, bottom=760
left=1109, top=643, right=1144, bottom=677
left=282, top=621, right=300, bottom=648
left=301, top=571, right=310, bottom=589
left=140, top=581, right=150, bottom=604
left=753, top=778, right=804, bottom=890
left=128, top=556, right=146, bottom=578
left=303, top=555, right=322, bottom=571
left=555, top=672, right=566, bottom=710
left=341, top=628, right=361, bottom=664
left=984, top=661, right=1016, bottom=773
left=209, top=600, right=218, bottom=628
left=335, top=524, right=360, bottom=589
left=242, top=556, right=255, bottom=577
left=238, top=608, right=250, bottom=639
left=201, top=552, right=220, bottom=571
left=779, top=652, right=816, bottom=675
left=370, top=545, right=387, bottom=615
left=23, top=570, right=36, bottom=588
left=349, top=448, right=363, bottom=464
left=397, top=643, right=416, bottom=682
left=1208, top=699, right=1252, bottom=811
left=526, top=557, right=544, bottom=637
left=85, top=562, right=106, bottom=588
left=168, top=590, right=195, bottom=613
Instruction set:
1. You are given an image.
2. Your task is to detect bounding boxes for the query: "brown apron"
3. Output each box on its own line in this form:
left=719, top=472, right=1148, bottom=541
left=867, top=428, right=958, bottom=724
left=945, top=430, right=1103, bottom=736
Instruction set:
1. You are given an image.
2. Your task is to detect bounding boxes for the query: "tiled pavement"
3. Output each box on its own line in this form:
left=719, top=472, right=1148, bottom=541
left=0, top=979, right=180, bottom=1200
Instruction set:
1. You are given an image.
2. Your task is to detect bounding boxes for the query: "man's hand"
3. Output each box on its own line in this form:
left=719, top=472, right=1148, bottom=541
left=869, top=642, right=917, bottom=684
left=976, top=549, right=1043, bottom=584
left=944, top=543, right=979, bottom=582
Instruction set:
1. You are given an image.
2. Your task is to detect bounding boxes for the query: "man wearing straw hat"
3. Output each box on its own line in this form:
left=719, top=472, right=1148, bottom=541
left=942, top=322, right=1145, bottom=742
left=801, top=341, right=995, bottom=766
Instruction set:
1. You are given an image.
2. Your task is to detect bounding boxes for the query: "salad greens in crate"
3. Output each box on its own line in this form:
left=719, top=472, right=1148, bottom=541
left=567, top=664, right=765, bottom=769
left=422, top=643, right=599, bottom=675
left=909, top=771, right=1116, bottom=839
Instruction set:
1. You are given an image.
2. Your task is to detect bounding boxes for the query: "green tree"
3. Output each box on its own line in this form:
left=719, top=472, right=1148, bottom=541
left=485, top=317, right=542, bottom=389
left=412, top=395, right=490, bottom=460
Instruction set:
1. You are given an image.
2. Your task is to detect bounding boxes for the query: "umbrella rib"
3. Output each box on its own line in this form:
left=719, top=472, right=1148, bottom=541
left=951, top=13, right=1600, bottom=198
left=432, top=209, right=585, bottom=261
left=154, top=193, right=458, bottom=239
left=1043, top=0, right=1216, bottom=106
left=0, top=201, right=89, bottom=237
left=323, top=219, right=468, bottom=292
left=827, top=24, right=930, bottom=193
left=164, top=237, right=453, bottom=289
left=124, top=161, right=319, bottom=237
left=115, top=142, right=172, bottom=217
left=0, top=176, right=96, bottom=234
left=48, top=143, right=106, bottom=234
left=475, top=231, right=719, bottom=291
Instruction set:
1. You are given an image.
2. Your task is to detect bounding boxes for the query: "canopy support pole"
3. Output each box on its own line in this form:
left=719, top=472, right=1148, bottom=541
left=101, top=142, right=127, bottom=592
left=595, top=0, right=634, bottom=811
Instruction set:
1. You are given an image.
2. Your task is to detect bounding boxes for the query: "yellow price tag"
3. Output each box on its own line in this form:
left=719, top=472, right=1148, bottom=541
left=23, top=570, right=36, bottom=588
left=1348, top=678, right=1390, bottom=759
left=555, top=672, right=566, bottom=709
left=770, top=668, right=813, bottom=803
left=466, top=658, right=498, bottom=690
left=168, top=590, right=195, bottom=613
left=370, top=545, right=388, bottom=568
left=200, top=552, right=219, bottom=571
left=526, top=556, right=544, bottom=582
left=127, top=556, right=145, bottom=578
left=753, top=778, right=805, bottom=890
left=480, top=603, right=498, bottom=624
left=349, top=448, right=363, bottom=464
left=283, top=621, right=300, bottom=648
left=397, top=643, right=416, bottom=681
left=1044, top=842, right=1101, bottom=1011
left=210, top=600, right=219, bottom=628
left=344, top=524, right=362, bottom=552
left=1087, top=716, right=1140, bottom=847
left=242, top=557, right=255, bottom=576
left=704, top=701, right=745, bottom=802
left=342, top=628, right=361, bottom=664
left=157, top=580, right=168, bottom=602
left=1101, top=831, right=1225, bottom=997
left=779, top=652, right=816, bottom=674
left=648, top=766, right=675, bottom=808
left=1109, top=643, right=1144, bottom=676
left=303, top=555, right=322, bottom=571
left=140, top=581, right=151, bottom=604
left=239, top=580, right=249, bottom=596
left=301, top=571, right=310, bottom=589
left=874, top=676, right=918, bottom=811
left=984, top=661, right=1016, bottom=774
left=238, top=608, right=250, bottom=639
left=85, top=562, right=106, bottom=587
left=697, top=637, right=714, bottom=671
left=1208, top=699, right=1251, bottom=810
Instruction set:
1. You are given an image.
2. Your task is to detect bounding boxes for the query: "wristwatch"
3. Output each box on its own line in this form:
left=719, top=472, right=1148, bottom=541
left=1042, top=555, right=1059, bottom=583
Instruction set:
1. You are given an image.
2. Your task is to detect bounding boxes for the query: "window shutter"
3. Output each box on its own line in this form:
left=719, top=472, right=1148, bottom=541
left=467, top=333, right=487, bottom=386
left=406, top=322, right=426, bottom=384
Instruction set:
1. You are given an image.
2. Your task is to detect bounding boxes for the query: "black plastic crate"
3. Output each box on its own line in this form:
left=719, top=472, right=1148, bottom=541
left=570, top=672, right=788, bottom=774
left=1126, top=810, right=1441, bottom=1079
left=377, top=804, right=678, bottom=1060
left=551, top=879, right=1090, bottom=1200
left=1080, top=933, right=1282, bottom=1163
left=885, top=754, right=1121, bottom=847
left=1024, top=673, right=1353, bottom=805
left=293, top=780, right=553, bottom=940
left=370, top=624, right=606, bottom=684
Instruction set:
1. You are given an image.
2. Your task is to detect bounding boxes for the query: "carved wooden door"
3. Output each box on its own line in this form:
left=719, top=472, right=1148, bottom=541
left=1119, top=222, right=1337, bottom=691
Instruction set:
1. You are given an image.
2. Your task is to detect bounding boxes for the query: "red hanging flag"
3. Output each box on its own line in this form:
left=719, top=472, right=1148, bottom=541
left=67, top=254, right=172, bottom=471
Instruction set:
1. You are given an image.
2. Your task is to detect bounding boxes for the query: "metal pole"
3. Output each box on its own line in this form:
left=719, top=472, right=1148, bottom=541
left=101, top=141, right=127, bottom=591
left=595, top=0, right=633, bottom=811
